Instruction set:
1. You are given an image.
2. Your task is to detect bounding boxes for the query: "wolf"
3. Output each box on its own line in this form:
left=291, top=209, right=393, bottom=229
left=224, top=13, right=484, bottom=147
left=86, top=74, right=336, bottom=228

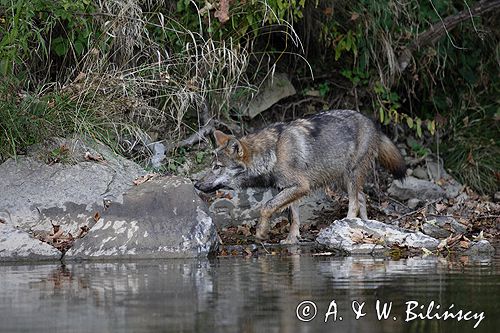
left=194, top=109, right=406, bottom=244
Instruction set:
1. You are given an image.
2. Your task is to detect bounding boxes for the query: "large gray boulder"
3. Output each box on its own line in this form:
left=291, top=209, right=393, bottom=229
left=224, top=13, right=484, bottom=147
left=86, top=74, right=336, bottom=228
left=0, top=137, right=145, bottom=235
left=65, top=176, right=218, bottom=260
left=316, top=218, right=439, bottom=254
left=239, top=73, right=296, bottom=119
left=388, top=176, right=446, bottom=201
left=0, top=223, right=61, bottom=261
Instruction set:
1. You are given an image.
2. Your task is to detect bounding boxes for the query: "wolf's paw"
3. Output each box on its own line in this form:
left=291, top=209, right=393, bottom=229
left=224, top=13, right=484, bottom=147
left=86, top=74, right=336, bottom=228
left=280, top=233, right=300, bottom=245
left=280, top=237, right=299, bottom=245
left=255, top=229, right=269, bottom=240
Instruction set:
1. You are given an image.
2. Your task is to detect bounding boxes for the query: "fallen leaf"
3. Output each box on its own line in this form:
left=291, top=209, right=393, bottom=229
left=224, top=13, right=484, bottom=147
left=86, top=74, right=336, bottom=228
left=215, top=190, right=233, bottom=200
left=243, top=247, right=252, bottom=256
left=93, top=211, right=101, bottom=222
left=48, top=228, right=64, bottom=241
left=466, top=151, right=475, bottom=165
left=76, top=225, right=90, bottom=238
left=84, top=151, right=104, bottom=162
left=437, top=238, right=447, bottom=250
left=472, top=230, right=484, bottom=241
left=350, top=229, right=365, bottom=244
left=435, top=203, right=447, bottom=213
left=459, top=240, right=470, bottom=249
left=214, top=0, right=230, bottom=23
left=133, top=173, right=158, bottom=185
left=422, top=248, right=433, bottom=256
left=237, top=225, right=252, bottom=237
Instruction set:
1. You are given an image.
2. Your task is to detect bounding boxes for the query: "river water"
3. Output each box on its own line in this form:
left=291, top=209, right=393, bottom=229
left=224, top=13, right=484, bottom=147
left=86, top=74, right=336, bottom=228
left=0, top=251, right=498, bottom=333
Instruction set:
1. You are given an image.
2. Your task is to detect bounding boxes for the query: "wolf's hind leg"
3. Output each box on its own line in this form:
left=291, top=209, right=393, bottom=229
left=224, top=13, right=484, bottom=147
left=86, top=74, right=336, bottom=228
left=358, top=192, right=368, bottom=220
left=281, top=203, right=300, bottom=244
left=255, top=184, right=309, bottom=240
left=346, top=181, right=360, bottom=218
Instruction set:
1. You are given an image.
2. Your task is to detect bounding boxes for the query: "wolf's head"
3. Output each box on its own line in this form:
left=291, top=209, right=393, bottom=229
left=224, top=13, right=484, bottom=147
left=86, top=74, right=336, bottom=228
left=194, top=130, right=249, bottom=192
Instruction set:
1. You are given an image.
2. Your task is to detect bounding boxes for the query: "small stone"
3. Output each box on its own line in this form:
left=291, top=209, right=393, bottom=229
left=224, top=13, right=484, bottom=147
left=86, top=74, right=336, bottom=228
left=442, top=178, right=463, bottom=199
left=465, top=240, right=495, bottom=256
left=494, top=192, right=500, bottom=203
left=426, top=161, right=447, bottom=180
left=407, top=198, right=421, bottom=209
left=434, top=216, right=467, bottom=234
left=388, top=176, right=446, bottom=201
left=412, top=167, right=428, bottom=180
left=421, top=222, right=451, bottom=239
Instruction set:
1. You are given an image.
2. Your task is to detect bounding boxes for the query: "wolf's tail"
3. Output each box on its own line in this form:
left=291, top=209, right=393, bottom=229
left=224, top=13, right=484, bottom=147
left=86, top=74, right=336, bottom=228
left=379, top=134, right=406, bottom=180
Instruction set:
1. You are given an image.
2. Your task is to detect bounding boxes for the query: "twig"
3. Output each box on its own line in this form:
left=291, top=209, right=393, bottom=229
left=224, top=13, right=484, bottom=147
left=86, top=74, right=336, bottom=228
left=260, top=241, right=270, bottom=254
left=393, top=199, right=441, bottom=222
left=174, top=120, right=214, bottom=149
left=398, top=0, right=500, bottom=72
left=387, top=196, right=407, bottom=208
left=474, top=215, right=500, bottom=220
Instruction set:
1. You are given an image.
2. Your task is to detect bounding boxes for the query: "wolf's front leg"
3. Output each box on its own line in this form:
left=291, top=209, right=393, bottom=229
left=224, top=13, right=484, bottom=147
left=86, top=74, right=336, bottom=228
left=255, top=184, right=309, bottom=241
left=281, top=203, right=300, bottom=244
left=255, top=216, right=270, bottom=240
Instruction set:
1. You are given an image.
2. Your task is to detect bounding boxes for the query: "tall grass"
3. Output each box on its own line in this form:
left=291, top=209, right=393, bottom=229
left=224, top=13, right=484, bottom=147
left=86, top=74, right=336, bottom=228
left=0, top=0, right=304, bottom=163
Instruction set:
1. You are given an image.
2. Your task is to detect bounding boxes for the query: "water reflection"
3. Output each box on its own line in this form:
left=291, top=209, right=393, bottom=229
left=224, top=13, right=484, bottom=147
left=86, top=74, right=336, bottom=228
left=0, top=254, right=498, bottom=333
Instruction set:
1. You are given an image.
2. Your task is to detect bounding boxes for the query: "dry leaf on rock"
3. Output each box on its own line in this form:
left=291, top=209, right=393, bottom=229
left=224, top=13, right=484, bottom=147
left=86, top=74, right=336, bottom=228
left=84, top=151, right=104, bottom=162
left=133, top=173, right=159, bottom=185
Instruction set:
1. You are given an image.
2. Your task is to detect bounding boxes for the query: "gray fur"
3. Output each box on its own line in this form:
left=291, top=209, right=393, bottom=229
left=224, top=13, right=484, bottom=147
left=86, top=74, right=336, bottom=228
left=195, top=109, right=406, bottom=243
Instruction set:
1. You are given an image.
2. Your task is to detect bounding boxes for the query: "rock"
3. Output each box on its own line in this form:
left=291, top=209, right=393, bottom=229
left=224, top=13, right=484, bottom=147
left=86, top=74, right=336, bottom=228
left=421, top=222, right=451, bottom=239
left=64, top=176, right=218, bottom=260
left=388, top=176, right=446, bottom=201
left=442, top=178, right=463, bottom=199
left=407, top=198, right=421, bottom=209
left=435, top=216, right=468, bottom=234
left=240, top=73, right=296, bottom=119
left=426, top=161, right=447, bottom=180
left=421, top=216, right=467, bottom=239
left=207, top=187, right=331, bottom=228
left=412, top=167, right=428, bottom=180
left=465, top=240, right=495, bottom=256
left=0, top=223, right=62, bottom=262
left=316, top=218, right=439, bottom=254
left=149, top=142, right=166, bottom=169
left=0, top=137, right=145, bottom=235
left=494, top=192, right=500, bottom=202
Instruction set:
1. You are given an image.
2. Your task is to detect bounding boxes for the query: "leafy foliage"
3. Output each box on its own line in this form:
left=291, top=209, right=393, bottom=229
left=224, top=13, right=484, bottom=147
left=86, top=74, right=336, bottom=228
left=0, top=0, right=497, bottom=192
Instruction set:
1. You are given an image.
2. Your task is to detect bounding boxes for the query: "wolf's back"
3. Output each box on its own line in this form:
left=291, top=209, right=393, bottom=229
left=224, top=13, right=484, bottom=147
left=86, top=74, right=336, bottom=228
left=378, top=134, right=406, bottom=180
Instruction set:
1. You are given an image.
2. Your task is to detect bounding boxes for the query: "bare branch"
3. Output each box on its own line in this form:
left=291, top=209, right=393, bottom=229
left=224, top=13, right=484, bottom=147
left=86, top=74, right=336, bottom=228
left=398, top=0, right=500, bottom=72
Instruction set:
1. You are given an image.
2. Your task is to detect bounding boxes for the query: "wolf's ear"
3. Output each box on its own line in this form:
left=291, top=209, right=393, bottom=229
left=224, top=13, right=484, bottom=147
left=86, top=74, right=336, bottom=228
left=228, top=138, right=246, bottom=158
left=214, top=130, right=230, bottom=147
